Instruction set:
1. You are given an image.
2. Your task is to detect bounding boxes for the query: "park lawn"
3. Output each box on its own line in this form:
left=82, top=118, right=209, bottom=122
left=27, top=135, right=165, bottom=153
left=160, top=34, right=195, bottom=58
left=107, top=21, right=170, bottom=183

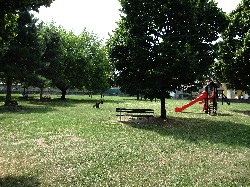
left=0, top=94, right=249, bottom=186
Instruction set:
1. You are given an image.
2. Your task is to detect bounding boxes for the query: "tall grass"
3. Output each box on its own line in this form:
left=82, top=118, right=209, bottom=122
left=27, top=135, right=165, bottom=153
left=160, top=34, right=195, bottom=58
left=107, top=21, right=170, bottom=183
left=0, top=94, right=249, bottom=186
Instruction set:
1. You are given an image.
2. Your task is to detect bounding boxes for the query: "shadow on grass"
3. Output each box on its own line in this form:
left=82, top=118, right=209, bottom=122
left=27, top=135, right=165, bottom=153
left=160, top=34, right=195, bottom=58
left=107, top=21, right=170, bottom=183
left=126, top=116, right=250, bottom=148
left=181, top=112, right=234, bottom=116
left=26, top=97, right=124, bottom=107
left=233, top=110, right=250, bottom=116
left=0, top=105, right=56, bottom=114
left=0, top=95, right=123, bottom=114
left=0, top=175, right=40, bottom=187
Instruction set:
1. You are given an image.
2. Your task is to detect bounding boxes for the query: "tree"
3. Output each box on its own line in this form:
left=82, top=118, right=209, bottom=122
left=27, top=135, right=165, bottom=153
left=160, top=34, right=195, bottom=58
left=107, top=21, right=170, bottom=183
left=0, top=11, right=42, bottom=104
left=0, top=0, right=54, bottom=56
left=84, top=38, right=111, bottom=97
left=63, top=30, right=111, bottom=98
left=0, top=0, right=54, bottom=104
left=109, top=0, right=228, bottom=119
left=0, top=0, right=54, bottom=31
left=213, top=0, right=250, bottom=91
left=41, top=25, right=111, bottom=99
left=40, top=24, right=68, bottom=99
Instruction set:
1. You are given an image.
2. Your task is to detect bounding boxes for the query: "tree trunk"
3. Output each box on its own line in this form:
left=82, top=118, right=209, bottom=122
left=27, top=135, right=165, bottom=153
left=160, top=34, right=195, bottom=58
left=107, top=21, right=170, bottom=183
left=61, top=89, right=67, bottom=100
left=137, top=93, right=140, bottom=100
left=5, top=78, right=12, bottom=105
left=0, top=12, right=6, bottom=40
left=40, top=87, right=44, bottom=100
left=160, top=93, right=167, bottom=119
left=23, top=87, right=26, bottom=95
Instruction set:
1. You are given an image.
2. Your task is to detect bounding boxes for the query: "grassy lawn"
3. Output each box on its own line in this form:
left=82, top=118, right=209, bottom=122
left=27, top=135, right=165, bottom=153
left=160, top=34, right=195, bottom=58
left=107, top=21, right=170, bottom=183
left=0, top=94, right=249, bottom=186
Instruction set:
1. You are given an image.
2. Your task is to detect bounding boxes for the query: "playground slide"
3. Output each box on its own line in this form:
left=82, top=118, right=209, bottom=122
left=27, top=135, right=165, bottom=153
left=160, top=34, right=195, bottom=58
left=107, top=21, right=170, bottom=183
left=175, top=91, right=207, bottom=112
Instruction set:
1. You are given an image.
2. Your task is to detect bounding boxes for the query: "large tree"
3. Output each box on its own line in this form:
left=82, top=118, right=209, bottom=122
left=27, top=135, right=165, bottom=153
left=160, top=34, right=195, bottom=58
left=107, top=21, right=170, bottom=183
left=0, top=0, right=53, bottom=31
left=84, top=37, right=111, bottom=97
left=108, top=0, right=228, bottom=119
left=107, top=19, right=150, bottom=100
left=40, top=24, right=69, bottom=99
left=0, top=11, right=42, bottom=104
left=213, top=0, right=250, bottom=91
left=0, top=0, right=54, bottom=103
left=41, top=25, right=111, bottom=99
left=0, top=0, right=54, bottom=52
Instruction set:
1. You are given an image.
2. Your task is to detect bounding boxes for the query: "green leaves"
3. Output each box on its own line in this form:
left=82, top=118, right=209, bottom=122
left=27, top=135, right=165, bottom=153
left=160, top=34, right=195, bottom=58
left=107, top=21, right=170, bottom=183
left=0, top=0, right=55, bottom=13
left=1, top=11, right=41, bottom=80
left=109, top=0, right=228, bottom=97
left=40, top=24, right=111, bottom=97
left=215, top=0, right=250, bottom=91
left=0, top=0, right=55, bottom=58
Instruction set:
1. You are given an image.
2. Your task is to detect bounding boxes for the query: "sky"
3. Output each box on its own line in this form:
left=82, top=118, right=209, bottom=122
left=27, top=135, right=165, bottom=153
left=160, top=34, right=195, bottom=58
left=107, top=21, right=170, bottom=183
left=34, top=0, right=242, bottom=40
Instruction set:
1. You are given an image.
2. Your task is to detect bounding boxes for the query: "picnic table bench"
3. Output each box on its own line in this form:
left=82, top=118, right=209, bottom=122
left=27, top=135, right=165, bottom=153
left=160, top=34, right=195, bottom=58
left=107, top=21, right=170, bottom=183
left=116, top=108, right=154, bottom=121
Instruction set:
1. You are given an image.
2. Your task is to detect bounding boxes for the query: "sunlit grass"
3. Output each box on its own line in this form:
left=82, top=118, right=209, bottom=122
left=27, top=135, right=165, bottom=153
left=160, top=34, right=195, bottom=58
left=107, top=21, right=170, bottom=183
left=0, top=94, right=249, bottom=186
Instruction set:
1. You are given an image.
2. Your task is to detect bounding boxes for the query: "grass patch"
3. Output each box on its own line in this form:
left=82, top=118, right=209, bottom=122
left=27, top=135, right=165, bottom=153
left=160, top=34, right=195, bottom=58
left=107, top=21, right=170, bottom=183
left=0, top=94, right=249, bottom=186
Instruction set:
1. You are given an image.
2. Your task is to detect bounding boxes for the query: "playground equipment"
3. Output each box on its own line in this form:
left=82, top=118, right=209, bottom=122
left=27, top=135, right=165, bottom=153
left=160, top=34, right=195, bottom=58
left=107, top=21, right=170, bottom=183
left=175, top=81, right=230, bottom=115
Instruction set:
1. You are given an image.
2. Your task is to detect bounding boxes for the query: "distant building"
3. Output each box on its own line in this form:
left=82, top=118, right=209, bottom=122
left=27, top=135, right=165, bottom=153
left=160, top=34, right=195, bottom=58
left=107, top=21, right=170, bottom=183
left=221, top=83, right=249, bottom=99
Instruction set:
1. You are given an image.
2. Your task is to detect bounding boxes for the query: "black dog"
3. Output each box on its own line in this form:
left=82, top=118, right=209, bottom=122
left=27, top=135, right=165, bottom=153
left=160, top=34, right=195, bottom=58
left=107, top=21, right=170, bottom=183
left=93, top=100, right=103, bottom=108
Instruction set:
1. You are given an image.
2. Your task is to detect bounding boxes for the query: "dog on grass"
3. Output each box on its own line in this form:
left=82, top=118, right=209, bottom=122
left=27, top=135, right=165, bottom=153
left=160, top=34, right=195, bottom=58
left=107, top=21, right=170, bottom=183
left=93, top=100, right=103, bottom=108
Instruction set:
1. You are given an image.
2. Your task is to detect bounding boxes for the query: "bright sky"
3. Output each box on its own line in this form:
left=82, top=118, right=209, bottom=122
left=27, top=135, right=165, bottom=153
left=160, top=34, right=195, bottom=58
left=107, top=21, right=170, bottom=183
left=35, top=0, right=242, bottom=40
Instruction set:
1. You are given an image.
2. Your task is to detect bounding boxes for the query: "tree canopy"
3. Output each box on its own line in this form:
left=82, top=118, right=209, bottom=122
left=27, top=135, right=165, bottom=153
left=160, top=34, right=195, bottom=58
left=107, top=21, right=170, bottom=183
left=1, top=15, right=111, bottom=102
left=40, top=25, right=111, bottom=99
left=0, top=11, right=42, bottom=104
left=0, top=0, right=54, bottom=40
left=214, top=0, right=250, bottom=91
left=0, top=0, right=53, bottom=12
left=108, top=0, right=228, bottom=118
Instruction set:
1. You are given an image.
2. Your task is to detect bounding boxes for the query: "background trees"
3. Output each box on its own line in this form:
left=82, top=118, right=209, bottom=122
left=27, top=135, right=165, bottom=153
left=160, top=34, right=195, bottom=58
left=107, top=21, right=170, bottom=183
left=41, top=26, right=111, bottom=99
left=1, top=12, right=111, bottom=103
left=108, top=0, right=228, bottom=118
left=214, top=0, right=250, bottom=92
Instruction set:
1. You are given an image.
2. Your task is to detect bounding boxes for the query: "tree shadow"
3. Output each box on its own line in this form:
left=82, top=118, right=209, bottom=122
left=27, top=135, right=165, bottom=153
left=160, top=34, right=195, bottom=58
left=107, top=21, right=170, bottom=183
left=26, top=97, right=124, bottom=106
left=181, top=111, right=234, bottom=116
left=233, top=110, right=250, bottom=116
left=0, top=96, right=124, bottom=114
left=0, top=105, right=56, bottom=114
left=125, top=116, right=250, bottom=148
left=0, top=175, right=40, bottom=187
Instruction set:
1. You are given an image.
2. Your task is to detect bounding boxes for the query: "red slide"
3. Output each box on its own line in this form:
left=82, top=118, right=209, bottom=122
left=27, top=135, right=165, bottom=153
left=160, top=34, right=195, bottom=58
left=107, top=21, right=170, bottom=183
left=175, top=91, right=207, bottom=112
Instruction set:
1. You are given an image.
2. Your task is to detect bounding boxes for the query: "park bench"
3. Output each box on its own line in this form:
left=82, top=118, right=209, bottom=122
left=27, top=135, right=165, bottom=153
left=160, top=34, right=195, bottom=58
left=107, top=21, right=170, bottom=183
left=116, top=108, right=154, bottom=122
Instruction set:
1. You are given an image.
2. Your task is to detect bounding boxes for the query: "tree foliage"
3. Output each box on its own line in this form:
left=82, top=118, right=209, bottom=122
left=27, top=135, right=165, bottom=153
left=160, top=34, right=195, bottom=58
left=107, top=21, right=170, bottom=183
left=214, top=0, right=250, bottom=91
left=0, top=11, right=42, bottom=104
left=0, top=0, right=54, bottom=12
left=41, top=25, right=111, bottom=99
left=108, top=0, right=228, bottom=118
left=40, top=24, right=69, bottom=99
left=0, top=0, right=54, bottom=47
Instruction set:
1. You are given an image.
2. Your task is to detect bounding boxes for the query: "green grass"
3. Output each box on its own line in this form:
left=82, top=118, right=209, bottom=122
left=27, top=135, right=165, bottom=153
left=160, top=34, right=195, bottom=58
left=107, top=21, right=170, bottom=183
left=0, top=94, right=249, bottom=186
